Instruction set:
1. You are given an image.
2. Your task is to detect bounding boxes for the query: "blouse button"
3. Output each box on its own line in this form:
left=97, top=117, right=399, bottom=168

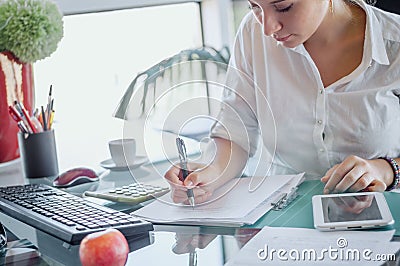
left=317, top=120, right=323, bottom=125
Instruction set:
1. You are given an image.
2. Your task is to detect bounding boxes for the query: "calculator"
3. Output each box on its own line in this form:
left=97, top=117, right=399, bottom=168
left=83, top=183, right=170, bottom=205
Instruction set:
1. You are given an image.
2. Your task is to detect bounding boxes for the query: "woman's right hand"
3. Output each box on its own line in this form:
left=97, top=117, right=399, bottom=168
left=164, top=162, right=221, bottom=205
left=165, top=137, right=249, bottom=205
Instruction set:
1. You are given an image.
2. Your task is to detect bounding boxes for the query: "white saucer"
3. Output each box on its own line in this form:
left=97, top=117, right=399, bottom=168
left=100, top=156, right=149, bottom=171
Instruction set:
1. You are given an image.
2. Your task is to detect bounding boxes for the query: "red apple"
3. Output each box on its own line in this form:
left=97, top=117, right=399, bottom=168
left=79, top=228, right=129, bottom=266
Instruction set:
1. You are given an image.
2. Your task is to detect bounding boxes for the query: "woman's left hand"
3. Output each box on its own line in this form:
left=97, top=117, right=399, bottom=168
left=321, top=155, right=393, bottom=194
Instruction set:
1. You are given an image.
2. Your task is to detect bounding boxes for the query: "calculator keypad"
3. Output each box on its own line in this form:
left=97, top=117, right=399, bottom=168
left=84, top=183, right=170, bottom=204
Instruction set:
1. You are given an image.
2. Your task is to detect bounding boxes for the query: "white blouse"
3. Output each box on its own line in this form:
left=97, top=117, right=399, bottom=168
left=211, top=0, right=400, bottom=179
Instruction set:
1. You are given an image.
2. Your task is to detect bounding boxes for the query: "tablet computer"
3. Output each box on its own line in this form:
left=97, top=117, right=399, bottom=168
left=312, top=192, right=394, bottom=231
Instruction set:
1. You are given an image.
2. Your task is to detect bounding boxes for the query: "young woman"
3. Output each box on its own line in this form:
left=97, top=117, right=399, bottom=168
left=165, top=0, right=400, bottom=204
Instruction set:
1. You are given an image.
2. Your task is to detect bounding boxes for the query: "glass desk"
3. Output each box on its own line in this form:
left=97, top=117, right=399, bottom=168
left=0, top=159, right=399, bottom=266
left=1, top=213, right=258, bottom=265
left=0, top=158, right=260, bottom=266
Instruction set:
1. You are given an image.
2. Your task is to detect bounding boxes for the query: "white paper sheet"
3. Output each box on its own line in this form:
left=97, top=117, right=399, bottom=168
left=226, top=227, right=400, bottom=265
left=132, top=174, right=304, bottom=226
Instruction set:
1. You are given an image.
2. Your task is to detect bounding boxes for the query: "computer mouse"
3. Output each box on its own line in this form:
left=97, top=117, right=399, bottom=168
left=53, top=167, right=99, bottom=188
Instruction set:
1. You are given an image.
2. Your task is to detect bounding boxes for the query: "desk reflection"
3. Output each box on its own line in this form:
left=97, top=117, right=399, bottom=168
left=172, top=233, right=217, bottom=266
left=127, top=227, right=259, bottom=266
left=172, top=228, right=259, bottom=266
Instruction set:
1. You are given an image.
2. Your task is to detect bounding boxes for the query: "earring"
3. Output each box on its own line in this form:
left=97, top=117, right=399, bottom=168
left=329, top=0, right=334, bottom=14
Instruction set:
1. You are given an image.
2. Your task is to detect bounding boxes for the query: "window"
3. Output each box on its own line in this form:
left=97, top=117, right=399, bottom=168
left=231, top=0, right=251, bottom=32
left=34, top=3, right=202, bottom=170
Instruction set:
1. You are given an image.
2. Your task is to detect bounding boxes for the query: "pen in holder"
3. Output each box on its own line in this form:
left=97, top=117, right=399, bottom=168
left=18, top=130, right=59, bottom=178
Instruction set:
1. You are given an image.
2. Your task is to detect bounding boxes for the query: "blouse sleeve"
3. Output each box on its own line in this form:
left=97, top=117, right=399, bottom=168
left=210, top=14, right=260, bottom=157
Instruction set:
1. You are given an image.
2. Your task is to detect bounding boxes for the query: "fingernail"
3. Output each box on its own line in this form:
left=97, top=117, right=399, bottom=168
left=323, top=189, right=330, bottom=194
left=186, top=181, right=193, bottom=187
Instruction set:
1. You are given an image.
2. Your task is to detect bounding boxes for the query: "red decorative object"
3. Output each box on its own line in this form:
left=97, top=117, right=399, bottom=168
left=0, top=51, right=34, bottom=163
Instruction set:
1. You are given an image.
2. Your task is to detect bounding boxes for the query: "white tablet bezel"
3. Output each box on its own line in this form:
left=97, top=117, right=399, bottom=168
left=312, top=192, right=394, bottom=231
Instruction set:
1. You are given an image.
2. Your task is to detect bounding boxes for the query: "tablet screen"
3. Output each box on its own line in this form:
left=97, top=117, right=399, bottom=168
left=322, top=194, right=382, bottom=223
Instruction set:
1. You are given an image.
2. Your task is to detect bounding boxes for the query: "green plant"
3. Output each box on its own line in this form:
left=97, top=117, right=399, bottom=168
left=0, top=0, right=63, bottom=63
left=114, top=45, right=231, bottom=119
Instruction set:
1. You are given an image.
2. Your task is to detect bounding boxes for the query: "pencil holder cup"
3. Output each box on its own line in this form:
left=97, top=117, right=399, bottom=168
left=18, top=130, right=59, bottom=178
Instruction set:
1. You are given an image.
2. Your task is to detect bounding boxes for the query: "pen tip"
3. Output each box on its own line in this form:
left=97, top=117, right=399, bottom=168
left=189, top=197, right=195, bottom=208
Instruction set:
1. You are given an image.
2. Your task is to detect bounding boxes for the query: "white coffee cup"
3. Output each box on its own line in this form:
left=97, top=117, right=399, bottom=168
left=109, top=139, right=136, bottom=167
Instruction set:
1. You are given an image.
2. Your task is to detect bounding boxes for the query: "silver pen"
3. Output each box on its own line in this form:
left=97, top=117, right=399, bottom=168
left=176, top=137, right=195, bottom=208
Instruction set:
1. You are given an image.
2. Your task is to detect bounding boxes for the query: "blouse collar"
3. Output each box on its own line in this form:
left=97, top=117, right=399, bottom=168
left=290, top=0, right=389, bottom=66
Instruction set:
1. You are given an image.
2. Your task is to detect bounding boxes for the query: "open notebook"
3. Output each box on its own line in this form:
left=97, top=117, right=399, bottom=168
left=132, top=173, right=304, bottom=227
